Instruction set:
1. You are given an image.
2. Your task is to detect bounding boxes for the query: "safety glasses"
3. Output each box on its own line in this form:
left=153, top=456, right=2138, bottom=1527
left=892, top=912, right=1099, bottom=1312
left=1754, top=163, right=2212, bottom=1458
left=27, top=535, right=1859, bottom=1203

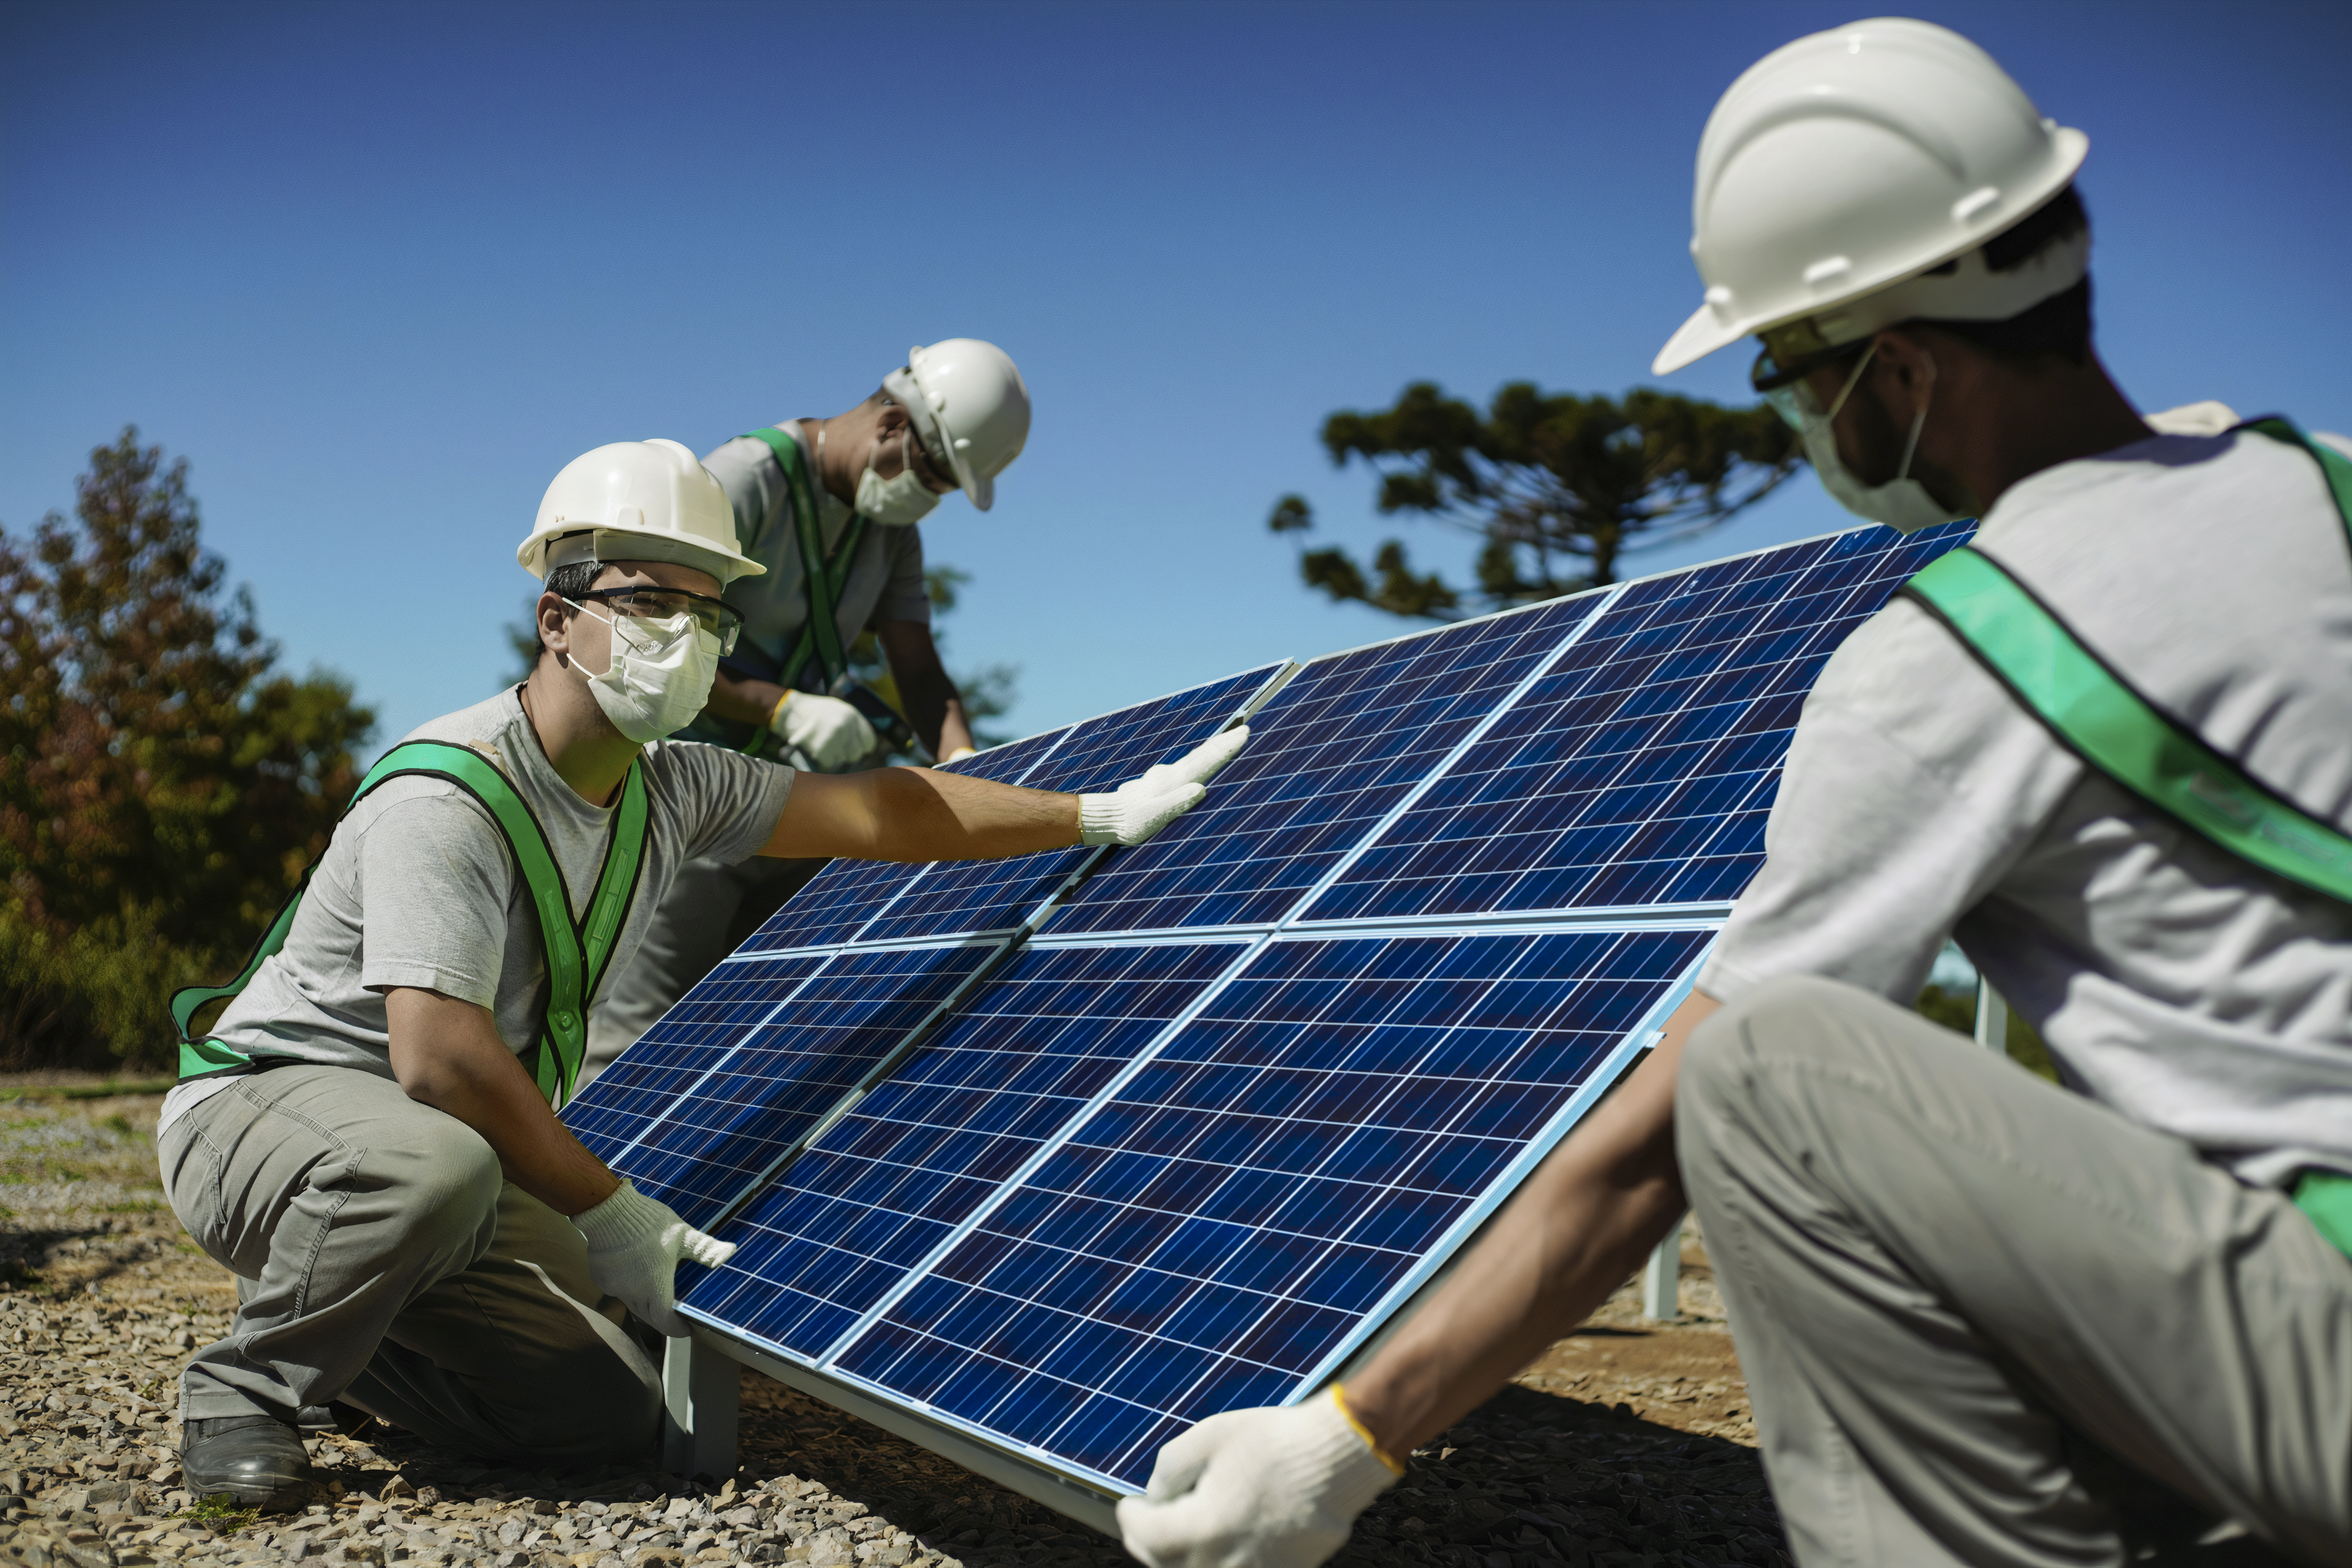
left=569, top=585, right=744, bottom=654
left=1750, top=335, right=1872, bottom=393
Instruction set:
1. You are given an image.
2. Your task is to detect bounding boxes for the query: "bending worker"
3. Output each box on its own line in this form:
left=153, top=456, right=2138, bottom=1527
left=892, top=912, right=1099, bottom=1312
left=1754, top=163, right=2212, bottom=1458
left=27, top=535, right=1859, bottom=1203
left=1120, top=20, right=2352, bottom=1568
left=158, top=435, right=1239, bottom=1508
left=584, top=338, right=1031, bottom=1084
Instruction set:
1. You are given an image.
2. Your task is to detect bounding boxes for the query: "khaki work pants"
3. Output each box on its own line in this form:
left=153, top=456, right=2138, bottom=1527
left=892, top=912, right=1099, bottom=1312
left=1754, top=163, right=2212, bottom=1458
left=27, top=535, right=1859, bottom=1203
left=159, top=1064, right=662, bottom=1464
left=1679, top=976, right=2352, bottom=1566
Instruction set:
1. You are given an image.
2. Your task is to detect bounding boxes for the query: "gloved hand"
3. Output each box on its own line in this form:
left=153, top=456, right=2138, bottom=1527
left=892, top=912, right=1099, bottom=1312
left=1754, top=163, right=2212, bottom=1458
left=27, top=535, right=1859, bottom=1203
left=773, top=690, right=877, bottom=771
left=1079, top=726, right=1250, bottom=846
left=1117, top=1388, right=1402, bottom=1568
left=571, top=1179, right=737, bottom=1337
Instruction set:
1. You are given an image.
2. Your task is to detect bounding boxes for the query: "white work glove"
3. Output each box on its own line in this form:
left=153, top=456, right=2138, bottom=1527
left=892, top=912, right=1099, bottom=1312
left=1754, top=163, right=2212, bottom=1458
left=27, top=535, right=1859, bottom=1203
left=571, top=1180, right=737, bottom=1338
left=1079, top=726, right=1250, bottom=846
left=772, top=690, right=876, bottom=771
left=1118, top=1388, right=1402, bottom=1568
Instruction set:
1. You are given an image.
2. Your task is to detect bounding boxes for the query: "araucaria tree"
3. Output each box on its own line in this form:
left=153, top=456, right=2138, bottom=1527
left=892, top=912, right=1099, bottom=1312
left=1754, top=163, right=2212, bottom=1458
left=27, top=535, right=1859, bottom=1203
left=1270, top=383, right=1800, bottom=619
left=0, top=429, right=376, bottom=1066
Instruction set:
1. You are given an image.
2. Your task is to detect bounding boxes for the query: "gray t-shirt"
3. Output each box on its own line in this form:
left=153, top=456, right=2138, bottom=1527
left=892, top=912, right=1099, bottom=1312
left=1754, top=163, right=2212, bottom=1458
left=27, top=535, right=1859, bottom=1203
left=700, top=422, right=933, bottom=691
left=1702, top=426, right=2352, bottom=1188
left=164, top=689, right=792, bottom=1125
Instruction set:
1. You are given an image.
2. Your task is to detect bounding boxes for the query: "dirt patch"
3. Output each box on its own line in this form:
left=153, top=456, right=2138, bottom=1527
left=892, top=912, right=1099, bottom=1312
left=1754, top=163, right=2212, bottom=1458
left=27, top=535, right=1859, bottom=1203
left=0, top=1087, right=1788, bottom=1566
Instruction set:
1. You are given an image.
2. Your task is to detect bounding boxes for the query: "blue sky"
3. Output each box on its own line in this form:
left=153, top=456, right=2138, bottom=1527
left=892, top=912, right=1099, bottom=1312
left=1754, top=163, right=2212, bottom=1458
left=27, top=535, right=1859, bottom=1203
left=5, top=0, right=2347, bottom=755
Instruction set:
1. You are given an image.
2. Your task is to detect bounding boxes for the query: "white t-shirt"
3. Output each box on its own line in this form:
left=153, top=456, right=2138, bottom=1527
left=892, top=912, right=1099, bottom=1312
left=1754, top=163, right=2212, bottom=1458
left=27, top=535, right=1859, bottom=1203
left=1701, top=426, right=2352, bottom=1187
left=161, top=689, right=793, bottom=1130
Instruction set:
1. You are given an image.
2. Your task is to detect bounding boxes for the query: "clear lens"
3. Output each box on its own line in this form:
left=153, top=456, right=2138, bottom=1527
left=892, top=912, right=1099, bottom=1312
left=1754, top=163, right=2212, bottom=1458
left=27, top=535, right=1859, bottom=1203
left=579, top=590, right=742, bottom=655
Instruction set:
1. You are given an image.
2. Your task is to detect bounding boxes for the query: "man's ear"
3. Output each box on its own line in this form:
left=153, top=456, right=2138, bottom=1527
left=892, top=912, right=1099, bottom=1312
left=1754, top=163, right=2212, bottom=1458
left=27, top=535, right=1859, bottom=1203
left=1869, top=330, right=1942, bottom=417
left=536, top=590, right=573, bottom=665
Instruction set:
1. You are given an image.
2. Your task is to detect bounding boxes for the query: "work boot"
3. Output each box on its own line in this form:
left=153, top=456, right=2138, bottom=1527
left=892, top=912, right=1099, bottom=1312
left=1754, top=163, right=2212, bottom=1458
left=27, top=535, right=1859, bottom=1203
left=180, top=1414, right=313, bottom=1510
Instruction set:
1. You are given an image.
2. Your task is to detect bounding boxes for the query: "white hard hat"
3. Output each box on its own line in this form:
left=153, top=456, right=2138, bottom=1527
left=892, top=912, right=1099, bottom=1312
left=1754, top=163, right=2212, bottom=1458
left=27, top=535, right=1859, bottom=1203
left=515, top=439, right=764, bottom=584
left=1653, top=17, right=2089, bottom=376
left=882, top=338, right=1030, bottom=512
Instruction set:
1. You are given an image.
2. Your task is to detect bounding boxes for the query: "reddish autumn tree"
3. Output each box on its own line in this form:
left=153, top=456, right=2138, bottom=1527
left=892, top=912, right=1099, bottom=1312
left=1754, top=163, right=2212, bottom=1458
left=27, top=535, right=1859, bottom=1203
left=0, top=429, right=374, bottom=1066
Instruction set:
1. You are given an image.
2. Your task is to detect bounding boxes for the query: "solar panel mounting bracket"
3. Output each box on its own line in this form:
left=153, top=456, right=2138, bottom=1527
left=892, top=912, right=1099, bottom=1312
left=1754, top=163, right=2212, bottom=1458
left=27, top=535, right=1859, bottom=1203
left=679, top=1322, right=1125, bottom=1538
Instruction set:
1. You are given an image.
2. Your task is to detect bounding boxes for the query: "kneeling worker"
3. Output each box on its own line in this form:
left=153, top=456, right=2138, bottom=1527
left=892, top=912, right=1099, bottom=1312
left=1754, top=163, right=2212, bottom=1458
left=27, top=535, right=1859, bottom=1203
left=584, top=339, right=1030, bottom=1084
left=161, top=435, right=1240, bottom=1508
left=1120, top=20, right=2352, bottom=1568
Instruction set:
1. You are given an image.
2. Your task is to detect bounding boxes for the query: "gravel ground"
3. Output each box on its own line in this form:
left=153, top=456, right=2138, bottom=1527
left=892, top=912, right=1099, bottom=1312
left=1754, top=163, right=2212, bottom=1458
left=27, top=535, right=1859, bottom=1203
left=0, top=1082, right=1792, bottom=1568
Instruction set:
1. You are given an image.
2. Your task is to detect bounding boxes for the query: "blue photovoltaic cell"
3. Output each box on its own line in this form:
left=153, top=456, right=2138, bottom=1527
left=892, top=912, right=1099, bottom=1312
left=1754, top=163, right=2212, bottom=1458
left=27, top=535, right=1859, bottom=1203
left=582, top=942, right=1002, bottom=1228
left=853, top=668, right=1280, bottom=944
left=733, top=730, right=1070, bottom=956
left=1045, top=602, right=1598, bottom=935
left=566, top=954, right=824, bottom=1165
left=685, top=941, right=1244, bottom=1361
left=1306, top=523, right=1972, bottom=922
left=829, top=927, right=1712, bottom=1486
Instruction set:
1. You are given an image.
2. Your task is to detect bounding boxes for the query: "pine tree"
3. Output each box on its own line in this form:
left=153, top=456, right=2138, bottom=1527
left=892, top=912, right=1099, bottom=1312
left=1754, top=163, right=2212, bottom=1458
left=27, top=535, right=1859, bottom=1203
left=1271, top=383, right=1800, bottom=619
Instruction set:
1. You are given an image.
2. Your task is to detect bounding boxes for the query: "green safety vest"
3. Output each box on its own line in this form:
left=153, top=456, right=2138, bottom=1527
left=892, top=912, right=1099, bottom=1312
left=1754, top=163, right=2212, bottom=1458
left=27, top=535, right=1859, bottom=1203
left=1898, top=416, right=2352, bottom=1251
left=169, top=738, right=651, bottom=1109
left=739, top=425, right=870, bottom=696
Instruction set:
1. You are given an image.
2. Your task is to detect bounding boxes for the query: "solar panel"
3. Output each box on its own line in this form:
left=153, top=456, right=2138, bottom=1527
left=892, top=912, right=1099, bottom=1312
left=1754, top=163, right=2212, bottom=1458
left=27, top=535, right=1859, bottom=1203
left=1041, top=596, right=1604, bottom=935
left=563, top=669, right=1288, bottom=1217
left=682, top=939, right=1250, bottom=1359
left=1305, top=523, right=1974, bottom=922
left=852, top=668, right=1285, bottom=945
left=823, top=925, right=1712, bottom=1489
left=585, top=521, right=1973, bottom=1517
left=573, top=942, right=1004, bottom=1227
left=729, top=727, right=1071, bottom=957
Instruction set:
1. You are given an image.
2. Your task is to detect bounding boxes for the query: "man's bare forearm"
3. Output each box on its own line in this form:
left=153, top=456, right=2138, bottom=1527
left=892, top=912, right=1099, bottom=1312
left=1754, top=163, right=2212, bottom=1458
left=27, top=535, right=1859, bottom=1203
left=384, top=987, right=621, bottom=1217
left=762, top=766, right=1078, bottom=862
left=1342, top=991, right=1721, bottom=1457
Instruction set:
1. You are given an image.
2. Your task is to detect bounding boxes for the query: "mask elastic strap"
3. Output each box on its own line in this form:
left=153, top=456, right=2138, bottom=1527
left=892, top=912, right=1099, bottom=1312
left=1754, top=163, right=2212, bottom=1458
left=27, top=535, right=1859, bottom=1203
left=1824, top=340, right=1878, bottom=422
left=1895, top=352, right=1936, bottom=483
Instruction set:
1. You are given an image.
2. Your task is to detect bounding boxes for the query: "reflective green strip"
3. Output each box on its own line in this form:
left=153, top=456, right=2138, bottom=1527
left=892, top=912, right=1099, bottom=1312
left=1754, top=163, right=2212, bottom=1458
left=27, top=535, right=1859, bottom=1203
left=2295, top=1170, right=2352, bottom=1259
left=1904, top=547, right=2352, bottom=905
left=738, top=428, right=868, bottom=693
left=168, top=740, right=652, bottom=1107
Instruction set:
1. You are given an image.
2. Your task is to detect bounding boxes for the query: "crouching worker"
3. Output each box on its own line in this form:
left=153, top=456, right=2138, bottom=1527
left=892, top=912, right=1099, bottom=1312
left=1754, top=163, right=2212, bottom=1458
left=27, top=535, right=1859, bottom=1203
left=158, top=437, right=1247, bottom=1509
left=1119, top=20, right=2352, bottom=1568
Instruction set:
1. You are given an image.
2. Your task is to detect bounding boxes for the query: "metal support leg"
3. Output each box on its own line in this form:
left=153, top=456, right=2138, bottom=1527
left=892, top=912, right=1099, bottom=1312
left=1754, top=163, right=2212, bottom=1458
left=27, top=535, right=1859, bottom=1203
left=1974, top=976, right=2010, bottom=1054
left=1642, top=1212, right=1684, bottom=1321
left=662, top=1330, right=739, bottom=1480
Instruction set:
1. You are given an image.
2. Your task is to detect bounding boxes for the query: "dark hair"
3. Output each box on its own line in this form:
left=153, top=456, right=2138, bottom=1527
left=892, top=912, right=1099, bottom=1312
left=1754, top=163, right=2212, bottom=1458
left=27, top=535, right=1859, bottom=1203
left=1917, top=185, right=2092, bottom=365
left=534, top=559, right=608, bottom=654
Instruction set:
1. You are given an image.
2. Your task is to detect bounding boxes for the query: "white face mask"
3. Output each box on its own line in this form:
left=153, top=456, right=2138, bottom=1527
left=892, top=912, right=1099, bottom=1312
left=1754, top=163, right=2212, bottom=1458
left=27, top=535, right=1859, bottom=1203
left=855, top=428, right=943, bottom=526
left=1765, top=342, right=1967, bottom=535
left=564, top=600, right=719, bottom=745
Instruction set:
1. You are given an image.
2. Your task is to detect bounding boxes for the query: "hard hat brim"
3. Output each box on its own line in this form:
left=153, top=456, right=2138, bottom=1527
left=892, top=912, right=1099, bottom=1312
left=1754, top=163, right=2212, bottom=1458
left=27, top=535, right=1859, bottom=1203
left=519, top=525, right=768, bottom=585
left=892, top=359, right=995, bottom=513
left=1653, top=124, right=2088, bottom=377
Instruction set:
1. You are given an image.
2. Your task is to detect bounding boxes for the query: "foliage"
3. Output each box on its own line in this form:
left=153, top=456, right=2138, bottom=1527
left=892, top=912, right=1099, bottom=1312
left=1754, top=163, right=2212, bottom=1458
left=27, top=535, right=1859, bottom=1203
left=1273, top=382, right=1800, bottom=619
left=0, top=429, right=375, bottom=1068
left=1915, top=985, right=2059, bottom=1083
